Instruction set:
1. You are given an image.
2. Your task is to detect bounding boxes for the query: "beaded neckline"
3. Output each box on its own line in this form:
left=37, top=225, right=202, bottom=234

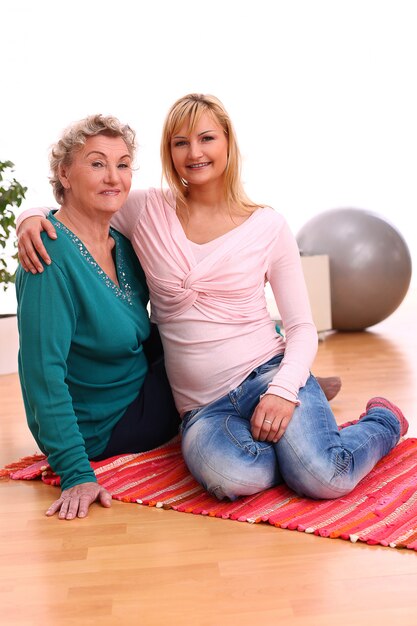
left=50, top=214, right=134, bottom=306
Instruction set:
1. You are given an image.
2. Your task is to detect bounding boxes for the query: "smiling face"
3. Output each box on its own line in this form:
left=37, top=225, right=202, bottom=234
left=170, top=112, right=228, bottom=189
left=58, top=134, right=132, bottom=217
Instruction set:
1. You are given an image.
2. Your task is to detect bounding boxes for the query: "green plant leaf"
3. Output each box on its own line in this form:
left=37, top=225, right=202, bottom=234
left=0, top=161, right=27, bottom=290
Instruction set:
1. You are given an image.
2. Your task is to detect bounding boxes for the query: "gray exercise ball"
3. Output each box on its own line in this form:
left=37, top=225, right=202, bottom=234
left=296, top=208, right=412, bottom=331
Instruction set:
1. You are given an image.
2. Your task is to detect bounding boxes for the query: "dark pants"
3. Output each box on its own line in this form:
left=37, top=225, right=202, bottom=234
left=93, top=325, right=180, bottom=460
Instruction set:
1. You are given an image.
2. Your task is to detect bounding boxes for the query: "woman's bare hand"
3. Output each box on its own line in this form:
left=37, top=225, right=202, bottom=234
left=17, top=216, right=57, bottom=273
left=251, top=394, right=296, bottom=443
left=46, top=482, right=112, bottom=520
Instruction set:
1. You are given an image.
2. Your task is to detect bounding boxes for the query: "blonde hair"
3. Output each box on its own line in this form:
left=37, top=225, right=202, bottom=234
left=160, top=93, right=260, bottom=213
left=49, top=114, right=136, bottom=204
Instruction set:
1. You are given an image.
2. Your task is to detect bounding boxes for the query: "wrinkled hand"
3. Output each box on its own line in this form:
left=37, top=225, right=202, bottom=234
left=46, top=482, right=112, bottom=520
left=251, top=393, right=296, bottom=443
left=18, top=216, right=57, bottom=273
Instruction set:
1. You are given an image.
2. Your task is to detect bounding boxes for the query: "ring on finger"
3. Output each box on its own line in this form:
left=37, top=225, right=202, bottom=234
left=264, top=419, right=273, bottom=425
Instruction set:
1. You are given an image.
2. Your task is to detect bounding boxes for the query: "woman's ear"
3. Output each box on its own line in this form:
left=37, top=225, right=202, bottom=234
left=58, top=163, right=71, bottom=190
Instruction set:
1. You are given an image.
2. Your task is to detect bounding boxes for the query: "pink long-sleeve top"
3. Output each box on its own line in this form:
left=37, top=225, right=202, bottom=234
left=18, top=188, right=318, bottom=415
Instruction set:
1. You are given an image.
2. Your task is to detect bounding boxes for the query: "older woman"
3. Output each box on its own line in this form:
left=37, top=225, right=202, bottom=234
left=16, top=115, right=179, bottom=520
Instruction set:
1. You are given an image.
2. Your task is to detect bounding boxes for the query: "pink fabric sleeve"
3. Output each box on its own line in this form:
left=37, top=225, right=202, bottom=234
left=108, top=189, right=148, bottom=239
left=16, top=207, right=52, bottom=233
left=265, top=219, right=318, bottom=403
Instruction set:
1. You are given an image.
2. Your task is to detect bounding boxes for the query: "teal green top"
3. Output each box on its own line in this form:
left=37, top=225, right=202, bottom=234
left=16, top=213, right=150, bottom=490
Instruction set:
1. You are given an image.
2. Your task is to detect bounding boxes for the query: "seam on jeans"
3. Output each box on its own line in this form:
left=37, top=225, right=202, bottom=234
left=230, top=384, right=244, bottom=402
left=229, top=393, right=245, bottom=417
left=224, top=415, right=273, bottom=457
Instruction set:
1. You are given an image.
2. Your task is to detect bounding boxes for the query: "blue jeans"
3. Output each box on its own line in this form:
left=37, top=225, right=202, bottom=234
left=181, top=354, right=401, bottom=500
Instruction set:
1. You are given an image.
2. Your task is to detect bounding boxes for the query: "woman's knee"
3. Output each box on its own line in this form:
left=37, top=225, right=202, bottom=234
left=182, top=417, right=279, bottom=500
left=205, top=460, right=280, bottom=500
left=280, top=451, right=357, bottom=500
left=285, top=472, right=355, bottom=500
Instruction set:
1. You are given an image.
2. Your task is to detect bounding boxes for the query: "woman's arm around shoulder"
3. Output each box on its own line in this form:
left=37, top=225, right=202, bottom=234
left=17, top=209, right=57, bottom=273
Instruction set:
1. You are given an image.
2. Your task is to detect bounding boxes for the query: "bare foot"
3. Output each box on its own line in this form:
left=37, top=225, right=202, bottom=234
left=317, top=376, right=342, bottom=401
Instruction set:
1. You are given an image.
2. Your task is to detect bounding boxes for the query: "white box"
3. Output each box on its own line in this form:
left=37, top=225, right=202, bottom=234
left=266, top=254, right=332, bottom=333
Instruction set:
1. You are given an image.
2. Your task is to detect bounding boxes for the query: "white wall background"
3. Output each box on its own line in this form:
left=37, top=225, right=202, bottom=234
left=1, top=0, right=416, bottom=312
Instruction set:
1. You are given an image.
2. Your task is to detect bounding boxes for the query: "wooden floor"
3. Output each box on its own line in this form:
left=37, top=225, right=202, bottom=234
left=1, top=290, right=417, bottom=626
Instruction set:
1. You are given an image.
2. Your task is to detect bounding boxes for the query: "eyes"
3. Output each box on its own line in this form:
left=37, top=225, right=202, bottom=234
left=91, top=161, right=131, bottom=169
left=173, top=135, right=215, bottom=148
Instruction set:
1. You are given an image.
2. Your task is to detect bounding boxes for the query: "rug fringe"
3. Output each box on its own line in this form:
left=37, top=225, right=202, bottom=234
left=0, top=453, right=46, bottom=480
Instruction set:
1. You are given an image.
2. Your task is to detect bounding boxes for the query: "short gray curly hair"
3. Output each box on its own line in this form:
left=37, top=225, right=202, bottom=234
left=49, top=114, right=136, bottom=204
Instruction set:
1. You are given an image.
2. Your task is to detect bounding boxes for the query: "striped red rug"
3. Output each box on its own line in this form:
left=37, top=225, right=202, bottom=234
left=3, top=437, right=417, bottom=550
